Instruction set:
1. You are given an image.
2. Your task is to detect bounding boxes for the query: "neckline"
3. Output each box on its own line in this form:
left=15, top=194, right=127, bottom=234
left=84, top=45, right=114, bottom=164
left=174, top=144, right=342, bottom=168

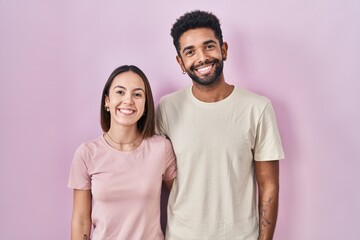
left=101, top=134, right=145, bottom=153
left=188, top=85, right=237, bottom=106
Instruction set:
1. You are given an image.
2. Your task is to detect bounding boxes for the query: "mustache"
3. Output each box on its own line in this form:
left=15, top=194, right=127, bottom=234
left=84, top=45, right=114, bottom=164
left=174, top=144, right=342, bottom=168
left=190, top=59, right=219, bottom=71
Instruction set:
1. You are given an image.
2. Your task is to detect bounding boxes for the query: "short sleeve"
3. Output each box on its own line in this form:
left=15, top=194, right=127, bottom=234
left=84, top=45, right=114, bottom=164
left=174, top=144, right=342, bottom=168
left=155, top=102, right=168, bottom=136
left=67, top=143, right=91, bottom=190
left=254, top=102, right=285, bottom=161
left=163, top=138, right=177, bottom=181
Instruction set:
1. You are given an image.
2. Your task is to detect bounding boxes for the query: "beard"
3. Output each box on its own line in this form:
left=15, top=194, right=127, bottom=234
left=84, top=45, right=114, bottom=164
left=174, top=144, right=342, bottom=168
left=186, top=59, right=224, bottom=86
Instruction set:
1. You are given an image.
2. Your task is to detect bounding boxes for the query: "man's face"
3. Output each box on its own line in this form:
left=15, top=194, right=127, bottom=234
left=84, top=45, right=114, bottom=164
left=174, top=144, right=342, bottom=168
left=176, top=28, right=227, bottom=86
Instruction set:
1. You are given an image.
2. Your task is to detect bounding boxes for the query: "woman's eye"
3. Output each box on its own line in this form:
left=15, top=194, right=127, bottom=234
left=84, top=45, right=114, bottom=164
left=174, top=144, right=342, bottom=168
left=116, top=90, right=125, bottom=95
left=133, top=93, right=143, bottom=98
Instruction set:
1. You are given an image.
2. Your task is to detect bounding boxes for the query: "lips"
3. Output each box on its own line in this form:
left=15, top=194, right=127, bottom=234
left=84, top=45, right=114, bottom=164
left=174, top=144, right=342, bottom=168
left=197, top=65, right=212, bottom=73
left=193, top=62, right=215, bottom=76
left=118, top=108, right=135, bottom=115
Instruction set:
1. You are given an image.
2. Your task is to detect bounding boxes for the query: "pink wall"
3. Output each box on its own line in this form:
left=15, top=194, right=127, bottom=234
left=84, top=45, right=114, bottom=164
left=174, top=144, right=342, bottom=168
left=1, top=1, right=359, bottom=239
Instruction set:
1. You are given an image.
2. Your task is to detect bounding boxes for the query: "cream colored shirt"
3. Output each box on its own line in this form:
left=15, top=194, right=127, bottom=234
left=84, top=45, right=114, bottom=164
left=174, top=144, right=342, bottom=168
left=156, top=86, right=284, bottom=240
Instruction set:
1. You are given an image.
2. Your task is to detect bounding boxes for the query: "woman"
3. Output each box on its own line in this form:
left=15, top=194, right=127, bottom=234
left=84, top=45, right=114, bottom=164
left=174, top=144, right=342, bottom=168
left=68, top=65, right=176, bottom=240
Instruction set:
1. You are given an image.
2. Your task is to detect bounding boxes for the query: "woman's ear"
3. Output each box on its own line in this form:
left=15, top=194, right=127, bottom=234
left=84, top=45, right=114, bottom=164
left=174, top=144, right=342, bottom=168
left=104, top=95, right=110, bottom=108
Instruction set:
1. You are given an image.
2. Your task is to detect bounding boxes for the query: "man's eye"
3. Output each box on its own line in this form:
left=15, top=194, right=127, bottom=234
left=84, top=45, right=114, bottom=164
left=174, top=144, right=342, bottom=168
left=207, top=44, right=215, bottom=49
left=185, top=50, right=194, bottom=56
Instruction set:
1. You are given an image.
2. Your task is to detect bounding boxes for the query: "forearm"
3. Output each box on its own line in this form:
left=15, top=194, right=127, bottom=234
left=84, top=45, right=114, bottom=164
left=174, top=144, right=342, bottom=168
left=71, top=189, right=92, bottom=240
left=71, top=219, right=91, bottom=240
left=255, top=160, right=280, bottom=240
left=258, top=185, right=279, bottom=240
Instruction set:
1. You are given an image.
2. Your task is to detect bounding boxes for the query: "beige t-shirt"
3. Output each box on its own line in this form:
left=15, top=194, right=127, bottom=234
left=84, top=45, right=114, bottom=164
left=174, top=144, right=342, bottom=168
left=156, top=86, right=284, bottom=240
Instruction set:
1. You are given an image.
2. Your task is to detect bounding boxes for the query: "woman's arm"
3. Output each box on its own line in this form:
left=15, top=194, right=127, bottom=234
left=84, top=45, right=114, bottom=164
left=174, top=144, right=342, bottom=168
left=255, top=160, right=279, bottom=240
left=71, top=189, right=92, bottom=240
left=163, top=178, right=175, bottom=190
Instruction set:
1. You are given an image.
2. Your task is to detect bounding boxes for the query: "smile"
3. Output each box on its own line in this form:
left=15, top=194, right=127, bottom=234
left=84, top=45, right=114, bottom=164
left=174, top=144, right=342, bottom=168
left=118, top=108, right=135, bottom=115
left=195, top=63, right=214, bottom=75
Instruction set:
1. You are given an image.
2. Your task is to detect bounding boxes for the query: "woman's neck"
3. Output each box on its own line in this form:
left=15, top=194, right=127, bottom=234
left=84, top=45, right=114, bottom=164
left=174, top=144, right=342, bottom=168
left=105, top=126, right=142, bottom=152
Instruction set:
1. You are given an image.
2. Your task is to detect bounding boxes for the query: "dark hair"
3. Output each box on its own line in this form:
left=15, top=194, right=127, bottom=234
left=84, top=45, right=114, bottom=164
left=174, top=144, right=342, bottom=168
left=171, top=10, right=223, bottom=55
left=100, top=65, right=155, bottom=138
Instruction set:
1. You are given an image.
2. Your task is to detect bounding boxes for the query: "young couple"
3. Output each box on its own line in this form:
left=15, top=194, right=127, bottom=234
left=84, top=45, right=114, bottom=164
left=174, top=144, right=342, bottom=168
left=68, top=10, right=284, bottom=240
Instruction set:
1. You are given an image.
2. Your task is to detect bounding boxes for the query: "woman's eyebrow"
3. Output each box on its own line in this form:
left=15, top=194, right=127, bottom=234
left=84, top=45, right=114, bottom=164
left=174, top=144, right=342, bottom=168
left=113, top=85, right=126, bottom=90
left=113, top=85, right=145, bottom=92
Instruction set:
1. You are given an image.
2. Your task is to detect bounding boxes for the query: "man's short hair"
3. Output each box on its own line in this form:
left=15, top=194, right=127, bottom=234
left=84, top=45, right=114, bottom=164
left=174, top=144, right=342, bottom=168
left=171, top=10, right=223, bottom=55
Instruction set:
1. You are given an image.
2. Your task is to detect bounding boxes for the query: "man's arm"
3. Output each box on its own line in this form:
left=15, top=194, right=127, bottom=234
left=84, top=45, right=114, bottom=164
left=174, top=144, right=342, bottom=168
left=255, top=160, right=279, bottom=240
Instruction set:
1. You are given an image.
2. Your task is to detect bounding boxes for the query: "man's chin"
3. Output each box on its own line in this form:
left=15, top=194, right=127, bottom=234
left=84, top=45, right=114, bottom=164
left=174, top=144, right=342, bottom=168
left=192, top=77, right=218, bottom=86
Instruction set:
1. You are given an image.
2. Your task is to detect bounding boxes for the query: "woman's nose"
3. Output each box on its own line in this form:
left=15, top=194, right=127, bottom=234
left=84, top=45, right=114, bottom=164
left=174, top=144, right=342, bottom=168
left=122, top=94, right=134, bottom=104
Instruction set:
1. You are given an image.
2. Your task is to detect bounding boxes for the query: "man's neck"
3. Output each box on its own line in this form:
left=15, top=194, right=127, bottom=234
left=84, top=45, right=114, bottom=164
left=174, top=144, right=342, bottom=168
left=192, top=81, right=234, bottom=103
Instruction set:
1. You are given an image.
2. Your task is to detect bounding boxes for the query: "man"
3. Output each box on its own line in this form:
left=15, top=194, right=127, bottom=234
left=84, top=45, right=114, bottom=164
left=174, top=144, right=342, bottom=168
left=156, top=10, right=284, bottom=240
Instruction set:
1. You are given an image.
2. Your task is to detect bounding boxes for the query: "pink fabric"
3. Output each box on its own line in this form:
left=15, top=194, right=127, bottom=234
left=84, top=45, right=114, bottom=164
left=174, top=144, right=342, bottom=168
left=68, top=135, right=176, bottom=240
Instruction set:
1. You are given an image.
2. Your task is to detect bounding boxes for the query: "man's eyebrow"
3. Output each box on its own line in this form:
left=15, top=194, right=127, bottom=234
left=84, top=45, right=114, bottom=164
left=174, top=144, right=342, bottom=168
left=182, top=45, right=194, bottom=54
left=203, top=39, right=217, bottom=45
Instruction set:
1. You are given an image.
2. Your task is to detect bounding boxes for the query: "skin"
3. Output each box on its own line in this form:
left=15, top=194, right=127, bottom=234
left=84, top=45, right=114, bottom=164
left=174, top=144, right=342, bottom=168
left=71, top=71, right=174, bottom=239
left=176, top=27, right=280, bottom=239
left=104, top=71, right=146, bottom=151
left=255, top=161, right=279, bottom=240
left=71, top=190, right=91, bottom=240
left=176, top=28, right=232, bottom=102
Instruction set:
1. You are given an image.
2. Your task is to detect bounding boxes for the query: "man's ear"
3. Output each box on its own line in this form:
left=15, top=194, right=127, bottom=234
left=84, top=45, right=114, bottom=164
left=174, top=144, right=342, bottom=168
left=176, top=55, right=186, bottom=73
left=221, top=42, right=228, bottom=61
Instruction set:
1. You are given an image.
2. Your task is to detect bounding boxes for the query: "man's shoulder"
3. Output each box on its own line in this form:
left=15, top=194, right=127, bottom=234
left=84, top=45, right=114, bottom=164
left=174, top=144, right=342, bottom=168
left=235, top=87, right=271, bottom=106
left=158, top=86, right=189, bottom=105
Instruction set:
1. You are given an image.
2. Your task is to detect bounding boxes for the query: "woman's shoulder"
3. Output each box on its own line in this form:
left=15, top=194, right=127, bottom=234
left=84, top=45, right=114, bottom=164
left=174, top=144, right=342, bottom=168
left=75, top=135, right=104, bottom=154
left=145, top=134, right=172, bottom=146
left=146, top=134, right=167, bottom=142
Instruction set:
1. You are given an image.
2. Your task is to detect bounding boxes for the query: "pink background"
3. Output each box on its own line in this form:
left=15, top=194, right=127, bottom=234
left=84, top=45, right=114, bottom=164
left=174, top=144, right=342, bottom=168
left=1, top=0, right=359, bottom=239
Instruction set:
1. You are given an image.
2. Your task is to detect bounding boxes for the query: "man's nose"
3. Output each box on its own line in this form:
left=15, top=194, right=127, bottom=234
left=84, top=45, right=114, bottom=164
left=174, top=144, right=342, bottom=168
left=196, top=49, right=209, bottom=64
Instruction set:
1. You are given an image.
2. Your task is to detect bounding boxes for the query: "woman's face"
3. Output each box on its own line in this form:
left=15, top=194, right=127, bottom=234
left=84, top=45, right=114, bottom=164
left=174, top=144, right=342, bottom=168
left=105, top=71, right=146, bottom=129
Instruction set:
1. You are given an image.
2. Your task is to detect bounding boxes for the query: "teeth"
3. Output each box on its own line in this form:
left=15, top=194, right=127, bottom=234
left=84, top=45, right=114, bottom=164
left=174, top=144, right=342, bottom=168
left=119, top=109, right=134, bottom=114
left=197, top=65, right=212, bottom=73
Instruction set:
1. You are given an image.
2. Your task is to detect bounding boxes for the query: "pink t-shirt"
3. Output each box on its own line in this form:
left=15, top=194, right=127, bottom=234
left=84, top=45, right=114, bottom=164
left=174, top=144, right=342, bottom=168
left=68, top=134, right=176, bottom=240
